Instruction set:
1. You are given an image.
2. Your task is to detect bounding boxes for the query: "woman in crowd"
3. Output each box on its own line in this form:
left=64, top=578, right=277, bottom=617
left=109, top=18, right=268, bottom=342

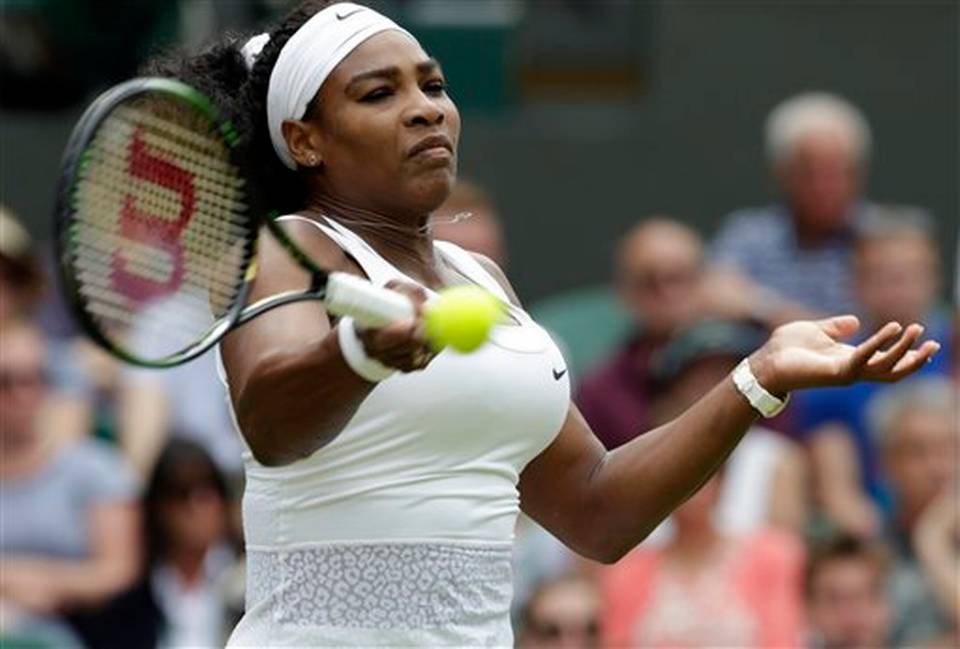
left=115, top=439, right=241, bottom=648
left=601, top=470, right=805, bottom=647
left=0, top=321, right=140, bottom=648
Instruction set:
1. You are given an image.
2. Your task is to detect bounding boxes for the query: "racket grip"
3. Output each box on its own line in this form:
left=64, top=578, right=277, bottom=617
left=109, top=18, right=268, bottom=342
left=325, top=272, right=415, bottom=328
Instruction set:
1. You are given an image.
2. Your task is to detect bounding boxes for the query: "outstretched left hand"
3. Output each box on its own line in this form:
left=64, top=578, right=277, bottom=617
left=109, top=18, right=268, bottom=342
left=749, top=315, right=942, bottom=395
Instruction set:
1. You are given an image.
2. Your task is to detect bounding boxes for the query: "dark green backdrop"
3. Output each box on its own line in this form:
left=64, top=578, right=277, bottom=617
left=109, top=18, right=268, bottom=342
left=2, top=1, right=956, bottom=302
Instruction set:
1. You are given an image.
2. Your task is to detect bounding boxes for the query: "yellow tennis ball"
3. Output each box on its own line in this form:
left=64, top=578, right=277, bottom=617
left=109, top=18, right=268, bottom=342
left=425, top=285, right=504, bottom=353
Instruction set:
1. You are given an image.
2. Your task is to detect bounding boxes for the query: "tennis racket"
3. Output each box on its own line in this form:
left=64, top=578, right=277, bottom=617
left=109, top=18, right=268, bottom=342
left=55, top=77, right=418, bottom=368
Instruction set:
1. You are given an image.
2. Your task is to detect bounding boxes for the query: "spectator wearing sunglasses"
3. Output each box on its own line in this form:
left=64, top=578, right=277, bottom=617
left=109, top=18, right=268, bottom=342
left=0, top=320, right=140, bottom=648
left=575, top=217, right=708, bottom=449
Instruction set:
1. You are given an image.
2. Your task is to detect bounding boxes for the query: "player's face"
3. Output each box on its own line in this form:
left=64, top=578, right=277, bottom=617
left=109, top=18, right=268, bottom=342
left=308, top=31, right=461, bottom=216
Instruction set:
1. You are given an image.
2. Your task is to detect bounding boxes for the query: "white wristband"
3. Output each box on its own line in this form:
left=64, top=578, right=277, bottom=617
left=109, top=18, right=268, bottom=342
left=732, top=357, right=789, bottom=418
left=336, top=317, right=396, bottom=383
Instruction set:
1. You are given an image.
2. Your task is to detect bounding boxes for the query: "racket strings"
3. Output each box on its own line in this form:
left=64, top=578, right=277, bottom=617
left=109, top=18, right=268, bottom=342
left=67, top=95, right=254, bottom=360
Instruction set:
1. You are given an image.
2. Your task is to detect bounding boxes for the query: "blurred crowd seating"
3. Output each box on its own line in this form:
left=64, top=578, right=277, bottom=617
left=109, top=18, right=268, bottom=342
left=0, top=7, right=956, bottom=644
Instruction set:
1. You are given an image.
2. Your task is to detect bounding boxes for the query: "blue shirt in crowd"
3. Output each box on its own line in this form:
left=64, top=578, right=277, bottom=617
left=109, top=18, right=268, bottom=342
left=791, top=309, right=954, bottom=518
left=0, top=438, right=136, bottom=559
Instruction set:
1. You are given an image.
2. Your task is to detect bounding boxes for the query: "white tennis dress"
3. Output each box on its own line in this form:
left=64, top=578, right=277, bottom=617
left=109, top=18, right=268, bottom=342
left=223, top=216, right=571, bottom=647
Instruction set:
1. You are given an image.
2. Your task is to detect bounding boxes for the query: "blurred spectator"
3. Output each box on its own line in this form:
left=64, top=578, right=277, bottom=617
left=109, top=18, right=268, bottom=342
left=804, top=534, right=892, bottom=649
left=517, top=573, right=600, bottom=649
left=0, top=320, right=140, bottom=647
left=710, top=92, right=874, bottom=321
left=913, top=490, right=960, bottom=648
left=110, top=438, right=241, bottom=648
left=649, top=320, right=809, bottom=536
left=0, top=206, right=44, bottom=324
left=118, top=347, right=243, bottom=476
left=1, top=205, right=104, bottom=443
left=872, top=378, right=957, bottom=647
left=854, top=206, right=946, bottom=328
left=601, top=471, right=805, bottom=647
left=431, top=178, right=508, bottom=267
left=602, top=323, right=807, bottom=646
left=512, top=515, right=580, bottom=628
left=793, top=208, right=954, bottom=538
left=576, top=217, right=706, bottom=449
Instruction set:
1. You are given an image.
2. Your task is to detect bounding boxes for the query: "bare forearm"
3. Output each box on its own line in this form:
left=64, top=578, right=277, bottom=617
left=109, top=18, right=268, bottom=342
left=237, top=326, right=375, bottom=466
left=1, top=555, right=138, bottom=610
left=522, top=316, right=939, bottom=564
left=118, top=382, right=170, bottom=476
left=589, top=377, right=756, bottom=559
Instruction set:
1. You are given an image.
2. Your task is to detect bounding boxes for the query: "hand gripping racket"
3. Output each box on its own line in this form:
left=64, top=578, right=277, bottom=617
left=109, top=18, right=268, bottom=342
left=55, top=77, right=432, bottom=367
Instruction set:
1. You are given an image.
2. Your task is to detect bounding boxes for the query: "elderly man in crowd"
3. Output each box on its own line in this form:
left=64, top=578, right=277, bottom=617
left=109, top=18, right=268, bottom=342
left=709, top=92, right=874, bottom=322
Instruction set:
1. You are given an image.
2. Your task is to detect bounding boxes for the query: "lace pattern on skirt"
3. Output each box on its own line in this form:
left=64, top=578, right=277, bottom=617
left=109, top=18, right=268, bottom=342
left=245, top=543, right=513, bottom=630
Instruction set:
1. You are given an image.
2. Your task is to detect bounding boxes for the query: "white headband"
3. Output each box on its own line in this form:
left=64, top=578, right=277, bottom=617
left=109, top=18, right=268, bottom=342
left=251, top=3, right=414, bottom=169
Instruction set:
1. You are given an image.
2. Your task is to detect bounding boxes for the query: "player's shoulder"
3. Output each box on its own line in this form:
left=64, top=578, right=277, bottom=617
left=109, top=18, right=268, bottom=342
left=436, top=239, right=521, bottom=307
left=264, top=214, right=353, bottom=272
left=469, top=251, right=522, bottom=307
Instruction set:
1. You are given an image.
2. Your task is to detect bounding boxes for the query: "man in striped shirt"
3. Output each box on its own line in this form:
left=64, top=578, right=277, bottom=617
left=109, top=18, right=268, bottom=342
left=709, top=92, right=873, bottom=324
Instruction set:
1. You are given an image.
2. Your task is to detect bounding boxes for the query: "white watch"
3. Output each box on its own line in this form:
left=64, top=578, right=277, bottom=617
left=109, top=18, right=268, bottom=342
left=732, top=358, right=789, bottom=418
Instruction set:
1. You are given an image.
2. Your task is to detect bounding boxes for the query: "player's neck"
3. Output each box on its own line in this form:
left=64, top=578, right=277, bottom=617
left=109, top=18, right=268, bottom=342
left=307, top=195, right=442, bottom=287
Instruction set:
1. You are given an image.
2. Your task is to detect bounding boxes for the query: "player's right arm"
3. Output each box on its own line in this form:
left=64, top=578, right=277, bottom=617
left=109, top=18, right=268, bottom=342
left=220, top=220, right=424, bottom=466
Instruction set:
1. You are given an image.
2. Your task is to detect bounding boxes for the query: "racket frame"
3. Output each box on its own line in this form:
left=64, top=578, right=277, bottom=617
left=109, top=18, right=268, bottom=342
left=54, top=77, right=257, bottom=368
left=55, top=77, right=414, bottom=368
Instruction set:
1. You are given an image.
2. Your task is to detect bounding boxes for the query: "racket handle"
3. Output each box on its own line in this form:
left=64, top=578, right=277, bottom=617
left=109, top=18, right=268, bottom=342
left=325, top=272, right=415, bottom=328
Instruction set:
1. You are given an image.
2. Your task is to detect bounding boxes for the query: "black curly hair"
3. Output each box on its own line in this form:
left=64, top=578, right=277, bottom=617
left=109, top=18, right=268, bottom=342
left=141, top=0, right=339, bottom=215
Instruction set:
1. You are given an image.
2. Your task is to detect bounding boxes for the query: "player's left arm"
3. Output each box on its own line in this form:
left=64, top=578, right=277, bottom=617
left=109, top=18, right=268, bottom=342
left=473, top=254, right=745, bottom=560
left=474, top=253, right=717, bottom=561
left=471, top=254, right=937, bottom=563
left=519, top=317, right=937, bottom=563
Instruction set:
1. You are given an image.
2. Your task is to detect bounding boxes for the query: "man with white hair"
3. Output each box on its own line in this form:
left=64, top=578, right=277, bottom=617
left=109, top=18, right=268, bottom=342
left=709, top=92, right=874, bottom=320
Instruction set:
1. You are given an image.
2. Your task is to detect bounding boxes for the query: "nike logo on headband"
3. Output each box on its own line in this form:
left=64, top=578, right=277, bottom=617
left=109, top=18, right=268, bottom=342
left=336, top=8, right=364, bottom=20
left=553, top=368, right=567, bottom=381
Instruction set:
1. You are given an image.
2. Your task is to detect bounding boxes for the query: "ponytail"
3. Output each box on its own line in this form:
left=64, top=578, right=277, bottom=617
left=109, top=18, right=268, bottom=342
left=140, top=0, right=337, bottom=215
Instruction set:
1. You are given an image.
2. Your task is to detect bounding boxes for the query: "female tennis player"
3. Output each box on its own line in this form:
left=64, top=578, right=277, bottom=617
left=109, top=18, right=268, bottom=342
left=148, top=1, right=940, bottom=645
